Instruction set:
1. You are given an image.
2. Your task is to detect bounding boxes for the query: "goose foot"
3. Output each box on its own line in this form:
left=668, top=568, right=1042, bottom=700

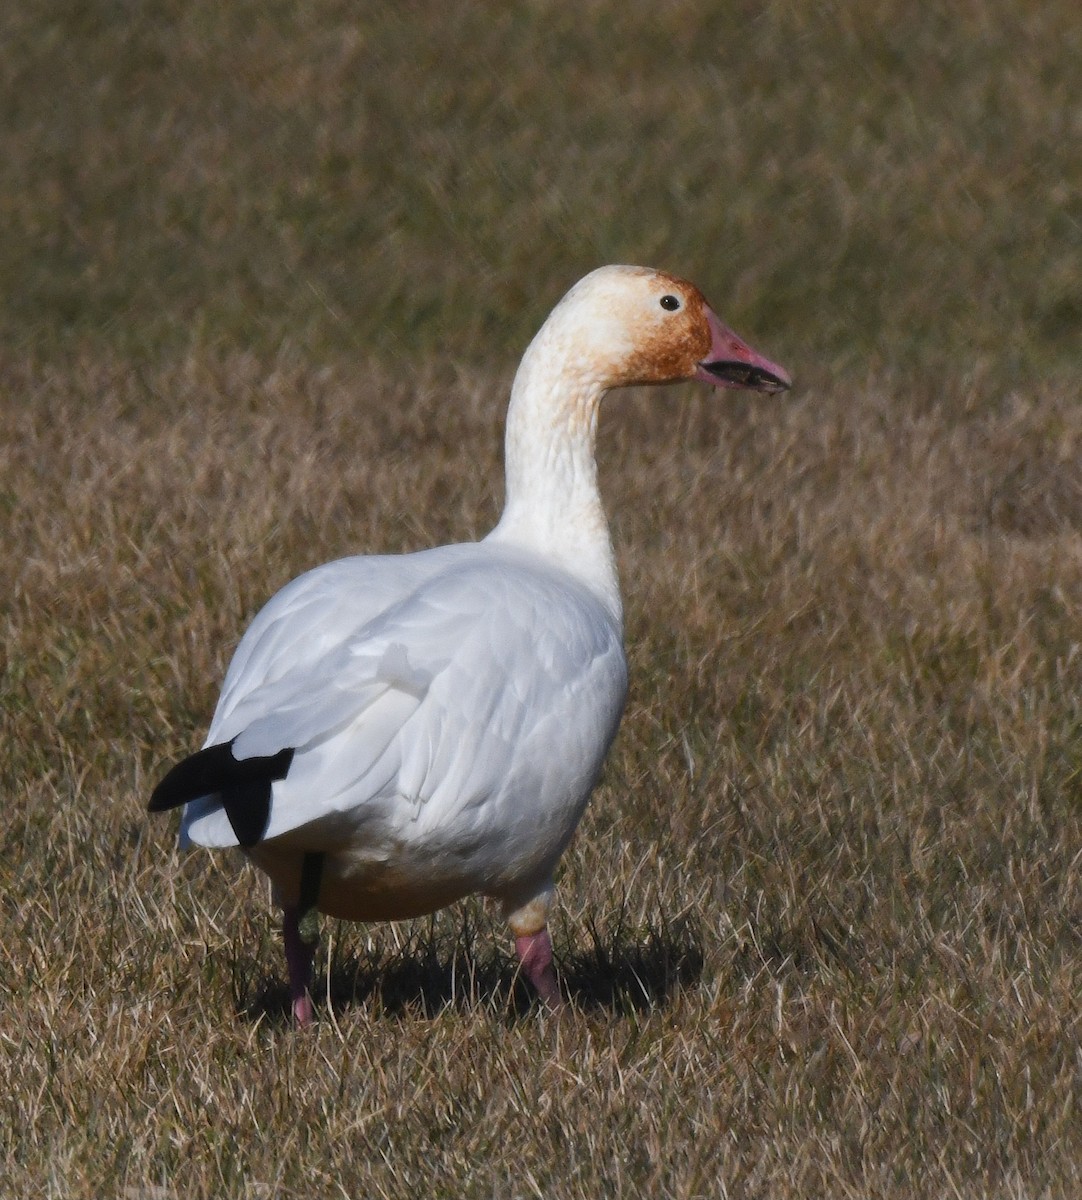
left=515, top=928, right=563, bottom=1012
left=283, top=905, right=316, bottom=1026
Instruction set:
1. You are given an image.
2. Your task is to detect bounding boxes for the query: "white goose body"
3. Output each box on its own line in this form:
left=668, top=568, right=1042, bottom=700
left=151, top=265, right=790, bottom=1021
left=186, top=540, right=626, bottom=923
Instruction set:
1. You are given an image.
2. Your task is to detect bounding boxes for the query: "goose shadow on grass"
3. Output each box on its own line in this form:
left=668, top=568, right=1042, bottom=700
left=235, top=915, right=705, bottom=1025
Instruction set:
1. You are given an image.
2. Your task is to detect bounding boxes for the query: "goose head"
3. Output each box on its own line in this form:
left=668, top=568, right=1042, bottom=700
left=497, top=264, right=792, bottom=616
left=542, top=264, right=792, bottom=394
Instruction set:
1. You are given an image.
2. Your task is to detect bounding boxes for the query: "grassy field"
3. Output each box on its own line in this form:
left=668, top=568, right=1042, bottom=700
left=2, top=1, right=1081, bottom=1196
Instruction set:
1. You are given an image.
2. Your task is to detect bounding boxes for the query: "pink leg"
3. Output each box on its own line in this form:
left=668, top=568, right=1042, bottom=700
left=282, top=906, right=315, bottom=1026
left=515, top=927, right=563, bottom=1011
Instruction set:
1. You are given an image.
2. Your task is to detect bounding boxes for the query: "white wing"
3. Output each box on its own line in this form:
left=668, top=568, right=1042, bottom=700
left=182, top=546, right=627, bottom=851
left=208, top=542, right=474, bottom=729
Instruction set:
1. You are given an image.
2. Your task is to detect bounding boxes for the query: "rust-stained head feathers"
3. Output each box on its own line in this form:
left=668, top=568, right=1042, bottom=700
left=549, top=265, right=791, bottom=394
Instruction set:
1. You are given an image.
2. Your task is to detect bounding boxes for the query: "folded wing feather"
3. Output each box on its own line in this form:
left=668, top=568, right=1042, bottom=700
left=181, top=552, right=625, bottom=851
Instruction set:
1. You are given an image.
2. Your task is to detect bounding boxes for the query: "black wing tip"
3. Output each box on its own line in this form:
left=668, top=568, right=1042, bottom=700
left=147, top=786, right=176, bottom=814
left=147, top=740, right=296, bottom=844
left=223, top=780, right=273, bottom=848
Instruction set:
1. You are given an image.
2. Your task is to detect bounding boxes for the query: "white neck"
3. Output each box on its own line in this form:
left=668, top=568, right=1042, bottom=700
left=486, top=313, right=623, bottom=627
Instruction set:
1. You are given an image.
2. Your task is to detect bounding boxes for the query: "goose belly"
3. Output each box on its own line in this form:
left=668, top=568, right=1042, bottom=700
left=248, top=744, right=608, bottom=922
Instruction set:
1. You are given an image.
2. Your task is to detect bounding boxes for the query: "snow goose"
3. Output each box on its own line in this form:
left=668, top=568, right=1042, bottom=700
left=149, top=265, right=791, bottom=1024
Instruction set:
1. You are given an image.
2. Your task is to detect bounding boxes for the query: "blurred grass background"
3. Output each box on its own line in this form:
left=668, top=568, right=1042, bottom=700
left=2, top=1, right=1081, bottom=1197
left=3, top=0, right=1079, bottom=375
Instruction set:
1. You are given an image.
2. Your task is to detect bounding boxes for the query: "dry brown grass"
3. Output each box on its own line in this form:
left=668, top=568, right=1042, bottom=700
left=2, top=0, right=1081, bottom=1196
left=4, top=356, right=1081, bottom=1197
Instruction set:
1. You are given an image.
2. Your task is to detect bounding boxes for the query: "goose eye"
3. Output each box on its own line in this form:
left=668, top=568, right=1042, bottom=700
left=659, top=294, right=681, bottom=311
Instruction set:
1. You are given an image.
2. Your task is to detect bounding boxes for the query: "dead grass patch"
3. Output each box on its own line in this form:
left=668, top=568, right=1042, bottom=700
left=2, top=1, right=1081, bottom=1195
